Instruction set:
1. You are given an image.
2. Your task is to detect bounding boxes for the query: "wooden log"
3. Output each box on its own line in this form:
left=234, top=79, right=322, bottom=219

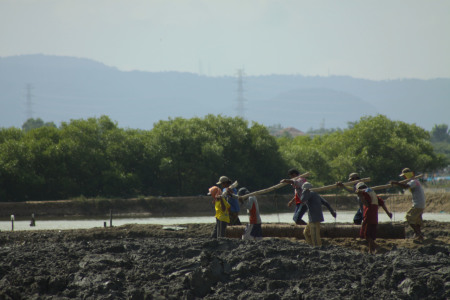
left=311, top=177, right=371, bottom=192
left=371, top=174, right=424, bottom=191
left=226, top=223, right=405, bottom=239
left=240, top=172, right=310, bottom=200
left=239, top=176, right=370, bottom=200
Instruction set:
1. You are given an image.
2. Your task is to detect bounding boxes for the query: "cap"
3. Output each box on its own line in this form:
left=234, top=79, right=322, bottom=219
left=216, top=176, right=231, bottom=185
left=356, top=182, right=367, bottom=190
left=208, top=186, right=221, bottom=198
left=237, top=187, right=249, bottom=196
left=348, top=172, right=360, bottom=181
left=302, top=182, right=313, bottom=190
left=399, top=168, right=412, bottom=176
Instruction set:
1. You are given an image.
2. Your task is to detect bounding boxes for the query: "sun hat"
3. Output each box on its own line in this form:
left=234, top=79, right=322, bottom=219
left=356, top=182, right=367, bottom=190
left=348, top=172, right=360, bottom=181
left=238, top=187, right=249, bottom=196
left=302, top=182, right=313, bottom=190
left=216, top=176, right=231, bottom=185
left=208, top=186, right=221, bottom=198
left=399, top=168, right=412, bottom=176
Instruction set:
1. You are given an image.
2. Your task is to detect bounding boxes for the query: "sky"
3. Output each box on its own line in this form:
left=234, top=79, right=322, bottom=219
left=1, top=0, right=450, bottom=80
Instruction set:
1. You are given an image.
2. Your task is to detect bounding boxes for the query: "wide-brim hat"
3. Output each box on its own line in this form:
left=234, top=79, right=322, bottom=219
left=208, top=186, right=221, bottom=197
left=399, top=168, right=412, bottom=177
left=356, top=182, right=367, bottom=190
left=238, top=187, right=249, bottom=196
left=348, top=172, right=360, bottom=181
left=302, top=182, right=313, bottom=190
left=216, top=176, right=231, bottom=185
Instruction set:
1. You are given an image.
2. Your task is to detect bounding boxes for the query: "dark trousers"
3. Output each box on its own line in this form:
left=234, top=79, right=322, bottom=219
left=229, top=212, right=241, bottom=226
left=353, top=208, right=363, bottom=225
left=211, top=218, right=228, bottom=238
left=293, top=203, right=308, bottom=225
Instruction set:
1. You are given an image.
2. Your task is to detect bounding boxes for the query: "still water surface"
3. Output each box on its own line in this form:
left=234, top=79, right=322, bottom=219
left=1, top=211, right=449, bottom=231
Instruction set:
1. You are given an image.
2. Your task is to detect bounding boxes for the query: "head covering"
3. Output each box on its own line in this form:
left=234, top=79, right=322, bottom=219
left=238, top=187, right=250, bottom=196
left=288, top=168, right=300, bottom=176
left=399, top=168, right=414, bottom=179
left=216, top=176, right=231, bottom=185
left=348, top=172, right=360, bottom=181
left=208, top=186, right=221, bottom=198
left=302, top=182, right=313, bottom=190
left=356, top=182, right=367, bottom=190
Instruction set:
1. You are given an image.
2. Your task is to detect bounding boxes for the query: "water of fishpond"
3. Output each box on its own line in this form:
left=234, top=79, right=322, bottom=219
left=1, top=211, right=449, bottom=231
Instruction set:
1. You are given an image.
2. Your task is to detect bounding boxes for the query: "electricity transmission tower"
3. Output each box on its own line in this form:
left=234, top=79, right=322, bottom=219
left=25, top=83, right=34, bottom=120
left=236, top=69, right=246, bottom=118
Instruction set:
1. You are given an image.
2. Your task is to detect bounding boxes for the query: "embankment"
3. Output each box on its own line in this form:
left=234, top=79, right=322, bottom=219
left=1, top=191, right=448, bottom=219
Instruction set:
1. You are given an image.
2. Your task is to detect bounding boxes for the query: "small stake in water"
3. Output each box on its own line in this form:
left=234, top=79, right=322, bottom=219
left=11, top=215, right=15, bottom=231
left=104, top=222, right=107, bottom=228
left=110, top=209, right=113, bottom=227
left=30, top=213, right=36, bottom=227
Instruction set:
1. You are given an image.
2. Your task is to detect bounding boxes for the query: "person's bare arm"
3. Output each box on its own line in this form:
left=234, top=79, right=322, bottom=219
left=287, top=197, right=295, bottom=207
left=336, top=181, right=354, bottom=193
left=390, top=181, right=409, bottom=189
left=379, top=199, right=393, bottom=219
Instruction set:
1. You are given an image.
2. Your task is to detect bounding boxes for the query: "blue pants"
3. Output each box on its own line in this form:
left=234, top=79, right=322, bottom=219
left=353, top=208, right=363, bottom=225
left=293, top=203, right=308, bottom=224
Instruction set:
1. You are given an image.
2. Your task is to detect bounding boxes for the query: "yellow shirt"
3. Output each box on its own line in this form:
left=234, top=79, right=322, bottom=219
left=215, top=197, right=230, bottom=223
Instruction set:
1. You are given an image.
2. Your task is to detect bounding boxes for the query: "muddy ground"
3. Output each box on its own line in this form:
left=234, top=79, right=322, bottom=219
left=0, top=220, right=448, bottom=299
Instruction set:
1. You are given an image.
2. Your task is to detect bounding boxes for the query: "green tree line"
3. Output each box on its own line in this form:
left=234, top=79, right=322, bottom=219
left=0, top=115, right=447, bottom=202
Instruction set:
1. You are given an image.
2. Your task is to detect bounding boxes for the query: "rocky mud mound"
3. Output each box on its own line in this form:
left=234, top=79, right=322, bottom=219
left=0, top=221, right=449, bottom=299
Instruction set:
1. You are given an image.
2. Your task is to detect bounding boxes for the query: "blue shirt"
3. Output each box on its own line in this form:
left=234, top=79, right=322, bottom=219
left=223, top=187, right=240, bottom=213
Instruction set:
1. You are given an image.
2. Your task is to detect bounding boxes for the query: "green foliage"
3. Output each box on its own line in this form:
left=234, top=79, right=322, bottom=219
left=0, top=114, right=287, bottom=201
left=432, top=142, right=450, bottom=162
left=431, top=124, right=450, bottom=143
left=278, top=115, right=446, bottom=186
left=149, top=115, right=287, bottom=195
left=430, top=124, right=450, bottom=163
left=22, top=118, right=56, bottom=132
left=0, top=114, right=446, bottom=201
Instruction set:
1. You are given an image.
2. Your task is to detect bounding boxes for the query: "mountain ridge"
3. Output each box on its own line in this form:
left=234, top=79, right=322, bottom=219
left=1, top=54, right=448, bottom=131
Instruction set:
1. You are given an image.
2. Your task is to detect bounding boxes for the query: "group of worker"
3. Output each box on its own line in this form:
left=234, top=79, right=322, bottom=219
left=208, top=167, right=426, bottom=254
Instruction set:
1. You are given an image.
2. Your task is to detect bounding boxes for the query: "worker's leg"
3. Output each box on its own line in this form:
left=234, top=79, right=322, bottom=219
left=303, top=223, right=312, bottom=245
left=218, top=220, right=228, bottom=238
left=310, top=222, right=322, bottom=247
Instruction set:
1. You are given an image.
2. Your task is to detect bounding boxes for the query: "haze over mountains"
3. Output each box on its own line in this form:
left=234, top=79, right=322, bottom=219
left=1, top=54, right=449, bottom=131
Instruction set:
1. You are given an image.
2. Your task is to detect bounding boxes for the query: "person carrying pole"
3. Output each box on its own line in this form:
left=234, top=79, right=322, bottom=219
left=280, top=168, right=309, bottom=225
left=216, top=176, right=241, bottom=225
left=337, top=172, right=364, bottom=224
left=390, top=168, right=426, bottom=241
left=355, top=182, right=393, bottom=254
left=238, top=187, right=263, bottom=240
left=300, top=182, right=337, bottom=247
left=208, top=186, right=230, bottom=238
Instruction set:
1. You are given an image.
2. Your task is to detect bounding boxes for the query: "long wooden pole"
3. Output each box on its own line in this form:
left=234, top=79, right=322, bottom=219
left=239, top=175, right=371, bottom=199
left=310, top=177, right=371, bottom=192
left=371, top=174, right=423, bottom=191
left=239, top=172, right=310, bottom=200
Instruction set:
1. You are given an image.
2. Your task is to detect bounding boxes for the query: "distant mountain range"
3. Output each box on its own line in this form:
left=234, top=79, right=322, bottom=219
left=1, top=54, right=449, bottom=131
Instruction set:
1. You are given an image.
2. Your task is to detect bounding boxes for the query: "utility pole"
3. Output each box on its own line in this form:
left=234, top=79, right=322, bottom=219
left=236, top=68, right=246, bottom=118
left=25, top=83, right=34, bottom=120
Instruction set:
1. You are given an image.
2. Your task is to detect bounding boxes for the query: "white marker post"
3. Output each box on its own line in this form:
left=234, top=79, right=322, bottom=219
left=11, top=215, right=15, bottom=231
left=30, top=213, right=36, bottom=227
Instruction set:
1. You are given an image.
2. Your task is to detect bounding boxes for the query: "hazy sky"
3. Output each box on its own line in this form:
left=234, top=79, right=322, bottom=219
left=1, top=0, right=449, bottom=80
